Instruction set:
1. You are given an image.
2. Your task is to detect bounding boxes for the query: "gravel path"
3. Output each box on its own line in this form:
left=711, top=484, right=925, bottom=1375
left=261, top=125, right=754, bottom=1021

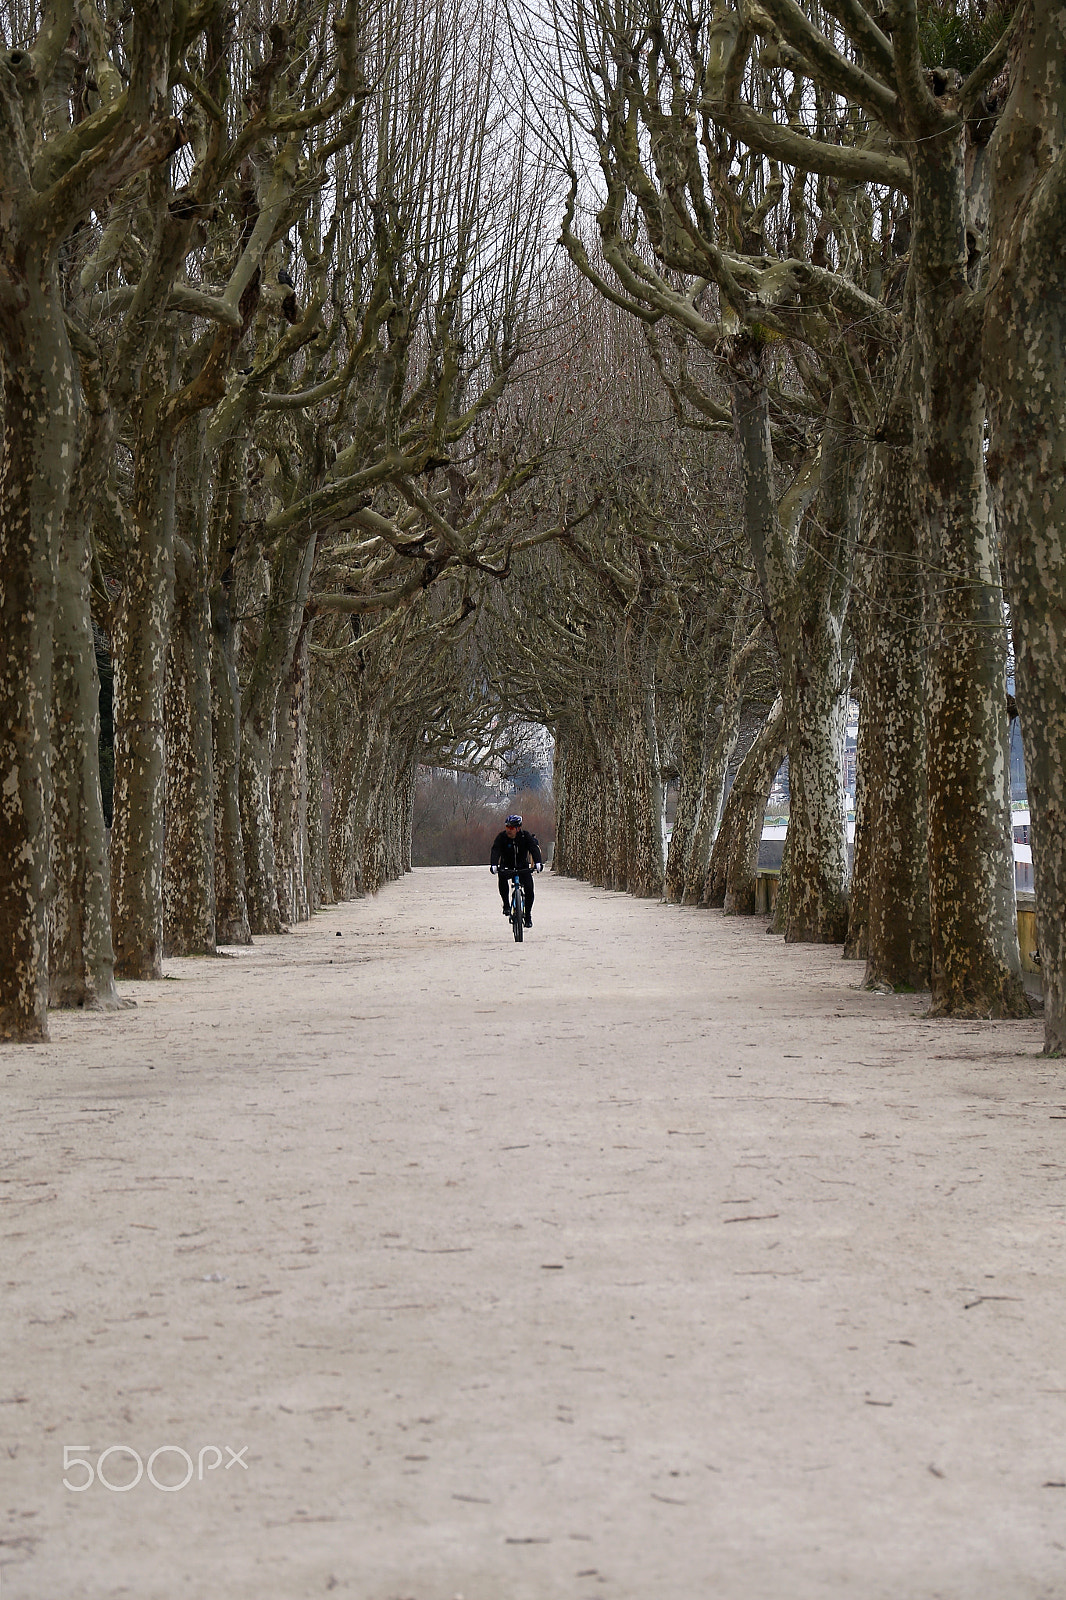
left=2, top=867, right=1062, bottom=1599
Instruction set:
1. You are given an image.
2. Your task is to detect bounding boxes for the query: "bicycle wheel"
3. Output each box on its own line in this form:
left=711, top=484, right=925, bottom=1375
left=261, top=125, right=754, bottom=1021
left=511, top=881, right=524, bottom=942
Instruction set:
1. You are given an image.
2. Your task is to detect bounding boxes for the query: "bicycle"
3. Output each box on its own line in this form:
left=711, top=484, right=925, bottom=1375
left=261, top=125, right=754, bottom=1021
left=500, top=862, right=542, bottom=942
left=504, top=864, right=529, bottom=943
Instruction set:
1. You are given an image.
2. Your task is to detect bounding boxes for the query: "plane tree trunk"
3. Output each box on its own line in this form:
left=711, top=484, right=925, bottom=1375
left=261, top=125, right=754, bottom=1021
left=272, top=625, right=311, bottom=925
left=664, top=671, right=714, bottom=905
left=0, top=0, right=179, bottom=1037
left=240, top=530, right=317, bottom=932
left=851, top=352, right=930, bottom=992
left=211, top=578, right=251, bottom=944
left=703, top=695, right=787, bottom=914
left=49, top=493, right=120, bottom=1007
left=984, top=0, right=1066, bottom=1049
left=47, top=311, right=124, bottom=1010
left=666, top=613, right=764, bottom=907
left=208, top=434, right=251, bottom=945
left=552, top=720, right=602, bottom=880
left=0, top=270, right=73, bottom=1038
left=621, top=615, right=665, bottom=898
left=730, top=354, right=855, bottom=942
left=907, top=92, right=1026, bottom=1018
left=110, top=349, right=178, bottom=979
left=163, top=532, right=216, bottom=955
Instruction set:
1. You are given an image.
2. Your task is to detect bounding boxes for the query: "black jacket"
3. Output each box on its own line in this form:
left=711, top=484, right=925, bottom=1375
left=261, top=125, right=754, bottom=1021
left=490, top=829, right=543, bottom=872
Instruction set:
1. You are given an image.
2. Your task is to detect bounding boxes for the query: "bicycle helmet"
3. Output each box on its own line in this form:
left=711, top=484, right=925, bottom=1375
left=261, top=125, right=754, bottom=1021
left=505, top=814, right=523, bottom=827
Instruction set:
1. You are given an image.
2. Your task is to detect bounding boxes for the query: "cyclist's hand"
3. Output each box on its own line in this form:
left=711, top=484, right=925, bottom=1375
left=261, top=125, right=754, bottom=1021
left=490, top=865, right=497, bottom=874
left=536, top=863, right=544, bottom=872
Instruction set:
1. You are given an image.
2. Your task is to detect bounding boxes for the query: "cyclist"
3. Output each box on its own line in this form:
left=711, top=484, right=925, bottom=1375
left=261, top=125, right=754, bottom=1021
left=490, top=814, right=544, bottom=927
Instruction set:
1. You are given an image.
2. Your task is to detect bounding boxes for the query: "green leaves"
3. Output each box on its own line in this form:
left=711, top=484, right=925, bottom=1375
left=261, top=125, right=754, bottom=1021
left=917, top=0, right=1015, bottom=75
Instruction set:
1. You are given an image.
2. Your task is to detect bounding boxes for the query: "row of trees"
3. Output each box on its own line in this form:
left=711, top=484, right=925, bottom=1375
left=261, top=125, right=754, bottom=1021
left=489, top=0, right=1063, bottom=1051
left=1, top=0, right=577, bottom=1038
left=1, top=0, right=1063, bottom=1055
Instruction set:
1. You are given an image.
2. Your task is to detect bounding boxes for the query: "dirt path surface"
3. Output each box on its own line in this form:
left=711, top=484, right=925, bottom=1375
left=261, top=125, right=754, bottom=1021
left=2, top=868, right=1063, bottom=1599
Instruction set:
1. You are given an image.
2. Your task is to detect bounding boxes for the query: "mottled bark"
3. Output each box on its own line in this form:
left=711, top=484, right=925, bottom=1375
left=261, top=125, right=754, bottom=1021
left=305, top=703, right=325, bottom=912
left=376, top=734, right=413, bottom=887
left=240, top=724, right=280, bottom=931
left=664, top=678, right=710, bottom=903
left=666, top=615, right=763, bottom=907
left=731, top=357, right=854, bottom=942
left=679, top=717, right=725, bottom=905
left=359, top=735, right=389, bottom=896
left=210, top=581, right=251, bottom=944
left=163, top=535, right=216, bottom=955
left=272, top=627, right=310, bottom=925
left=0, top=0, right=184, bottom=1032
left=398, top=753, right=416, bottom=876
left=853, top=372, right=930, bottom=991
left=350, top=713, right=390, bottom=895
left=49, top=505, right=120, bottom=1007
left=909, top=129, right=1026, bottom=1017
left=984, top=0, right=1066, bottom=1049
left=552, top=722, right=603, bottom=881
left=240, top=531, right=316, bottom=933
left=0, top=279, right=73, bottom=1037
left=703, top=696, right=786, bottom=913
left=110, top=360, right=177, bottom=980
left=622, top=618, right=665, bottom=898
left=326, top=711, right=363, bottom=901
left=779, top=398, right=857, bottom=943
left=601, top=730, right=624, bottom=889
left=777, top=620, right=850, bottom=939
left=890, top=51, right=1027, bottom=1017
left=552, top=733, right=570, bottom=874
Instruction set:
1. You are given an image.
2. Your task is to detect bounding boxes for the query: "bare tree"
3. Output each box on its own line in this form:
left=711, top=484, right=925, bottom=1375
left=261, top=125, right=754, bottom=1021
left=983, top=0, right=1066, bottom=1051
left=1, top=0, right=183, bottom=1037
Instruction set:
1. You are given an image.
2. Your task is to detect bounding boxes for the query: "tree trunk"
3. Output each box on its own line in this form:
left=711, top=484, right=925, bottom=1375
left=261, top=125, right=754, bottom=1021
left=729, top=351, right=854, bottom=942
left=603, top=729, right=626, bottom=889
left=49, top=506, right=120, bottom=1007
left=0, top=279, right=73, bottom=1037
left=110, top=354, right=178, bottom=980
left=854, top=371, right=930, bottom=991
left=552, top=732, right=570, bottom=874
left=399, top=753, right=416, bottom=875
left=914, top=301, right=1024, bottom=1016
left=326, top=714, right=363, bottom=902
left=775, top=620, right=850, bottom=941
left=163, top=535, right=216, bottom=955
left=210, top=581, right=251, bottom=944
left=554, top=721, right=602, bottom=882
left=703, top=696, right=786, bottom=912
left=909, top=89, right=1027, bottom=1018
left=678, top=620, right=763, bottom=907
left=775, top=395, right=858, bottom=944
left=272, top=627, right=311, bottom=926
left=664, top=679, right=710, bottom=903
left=622, top=618, right=665, bottom=897
left=240, top=531, right=316, bottom=933
left=306, top=688, right=325, bottom=913
left=349, top=711, right=390, bottom=895
left=240, top=720, right=282, bottom=932
left=984, top=0, right=1066, bottom=1050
